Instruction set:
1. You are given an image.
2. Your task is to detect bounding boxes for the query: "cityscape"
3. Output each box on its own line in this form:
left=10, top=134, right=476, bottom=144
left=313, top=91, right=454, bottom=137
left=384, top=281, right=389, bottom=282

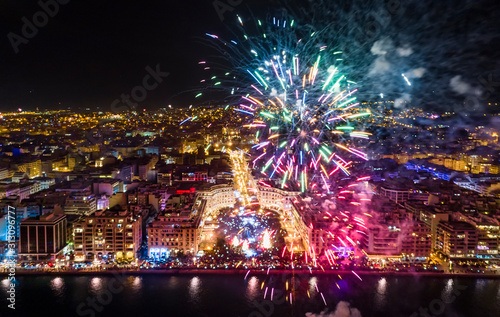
left=1, top=0, right=500, bottom=317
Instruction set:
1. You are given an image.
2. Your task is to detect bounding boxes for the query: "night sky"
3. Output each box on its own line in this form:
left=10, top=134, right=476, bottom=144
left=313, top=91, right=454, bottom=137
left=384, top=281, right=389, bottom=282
left=0, top=0, right=499, bottom=112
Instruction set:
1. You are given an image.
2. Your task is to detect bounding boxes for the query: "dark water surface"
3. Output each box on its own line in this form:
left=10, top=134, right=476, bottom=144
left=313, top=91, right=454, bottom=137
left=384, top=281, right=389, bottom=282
left=1, top=273, right=499, bottom=317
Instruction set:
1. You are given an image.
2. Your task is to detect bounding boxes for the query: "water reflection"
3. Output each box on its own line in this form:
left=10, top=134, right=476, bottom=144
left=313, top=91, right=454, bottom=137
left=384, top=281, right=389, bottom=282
left=246, top=276, right=259, bottom=301
left=50, top=277, right=65, bottom=300
left=133, top=276, right=142, bottom=286
left=169, top=276, right=179, bottom=289
left=90, top=277, right=103, bottom=292
left=188, top=276, right=201, bottom=303
left=374, top=277, right=387, bottom=309
left=129, top=276, right=143, bottom=293
left=473, top=279, right=486, bottom=303
left=441, top=278, right=454, bottom=303
left=1, top=278, right=11, bottom=291
left=51, top=277, right=64, bottom=290
left=474, top=279, right=486, bottom=292
left=2, top=275, right=500, bottom=316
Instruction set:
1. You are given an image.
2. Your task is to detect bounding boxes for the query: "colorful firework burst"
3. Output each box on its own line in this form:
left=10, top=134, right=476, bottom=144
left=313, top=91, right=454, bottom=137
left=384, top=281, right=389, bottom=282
left=199, top=15, right=372, bottom=193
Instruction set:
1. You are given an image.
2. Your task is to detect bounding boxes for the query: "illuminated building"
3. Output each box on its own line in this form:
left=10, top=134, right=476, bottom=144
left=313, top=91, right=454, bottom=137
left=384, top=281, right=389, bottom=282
left=15, top=199, right=43, bottom=238
left=419, top=209, right=449, bottom=247
left=64, top=192, right=97, bottom=216
left=181, top=171, right=208, bottom=182
left=147, top=212, right=200, bottom=257
left=257, top=187, right=307, bottom=252
left=17, top=158, right=42, bottom=178
left=435, top=221, right=478, bottom=258
left=197, top=184, right=236, bottom=218
left=401, top=222, right=432, bottom=259
left=308, top=220, right=335, bottom=256
left=0, top=168, right=10, bottom=180
left=366, top=226, right=402, bottom=257
left=93, top=179, right=123, bottom=195
left=73, top=209, right=142, bottom=262
left=379, top=186, right=429, bottom=203
left=18, top=212, right=67, bottom=261
left=0, top=183, right=39, bottom=200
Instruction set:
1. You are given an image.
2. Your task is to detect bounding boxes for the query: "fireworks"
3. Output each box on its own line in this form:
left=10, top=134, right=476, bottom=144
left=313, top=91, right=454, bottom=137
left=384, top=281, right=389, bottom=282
left=199, top=15, right=372, bottom=193
left=195, top=16, right=381, bottom=306
left=195, top=14, right=379, bottom=268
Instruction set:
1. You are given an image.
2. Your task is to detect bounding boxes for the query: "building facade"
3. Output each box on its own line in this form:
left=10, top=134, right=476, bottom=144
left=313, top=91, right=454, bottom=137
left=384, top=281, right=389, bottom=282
left=147, top=212, right=200, bottom=258
left=18, top=213, right=67, bottom=261
left=435, top=222, right=478, bottom=258
left=73, top=210, right=142, bottom=262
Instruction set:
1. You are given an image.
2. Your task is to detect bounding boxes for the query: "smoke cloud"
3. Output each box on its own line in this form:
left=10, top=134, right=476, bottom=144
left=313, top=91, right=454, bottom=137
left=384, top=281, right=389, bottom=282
left=397, top=46, right=413, bottom=57
left=406, top=68, right=426, bottom=79
left=368, top=56, right=391, bottom=76
left=394, top=93, right=412, bottom=109
left=370, top=38, right=394, bottom=56
left=306, top=301, right=362, bottom=317
left=449, top=75, right=482, bottom=96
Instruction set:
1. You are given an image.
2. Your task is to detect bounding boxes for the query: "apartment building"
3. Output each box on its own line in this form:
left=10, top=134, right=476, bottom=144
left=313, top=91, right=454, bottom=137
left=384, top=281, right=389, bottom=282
left=435, top=221, right=478, bottom=258
left=147, top=211, right=200, bottom=258
left=401, top=221, right=432, bottom=258
left=64, top=192, right=97, bottom=215
left=73, top=209, right=142, bottom=262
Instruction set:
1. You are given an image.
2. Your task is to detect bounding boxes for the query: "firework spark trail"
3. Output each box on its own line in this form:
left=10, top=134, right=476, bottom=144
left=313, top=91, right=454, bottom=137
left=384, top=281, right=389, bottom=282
left=320, top=292, right=327, bottom=306
left=352, top=271, right=363, bottom=281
